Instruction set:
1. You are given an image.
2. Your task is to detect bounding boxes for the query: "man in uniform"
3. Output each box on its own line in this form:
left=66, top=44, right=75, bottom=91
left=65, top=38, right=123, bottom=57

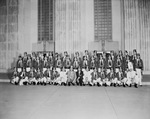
left=11, top=67, right=19, bottom=85
left=29, top=68, right=38, bottom=85
left=16, top=55, right=23, bottom=76
left=131, top=49, right=137, bottom=70
left=19, top=68, right=29, bottom=85
left=106, top=55, right=113, bottom=74
left=73, top=57, right=80, bottom=72
left=90, top=56, right=97, bottom=70
left=66, top=66, right=76, bottom=86
left=83, top=66, right=92, bottom=85
left=56, top=67, right=67, bottom=85
left=91, top=68, right=99, bottom=86
left=23, top=52, right=28, bottom=69
left=55, top=55, right=63, bottom=73
left=134, top=54, right=143, bottom=87
left=76, top=67, right=84, bottom=86
left=64, top=55, right=71, bottom=72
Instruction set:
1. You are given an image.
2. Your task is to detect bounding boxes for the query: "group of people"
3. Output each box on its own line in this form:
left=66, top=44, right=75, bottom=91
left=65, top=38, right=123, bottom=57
left=10, top=49, right=144, bottom=88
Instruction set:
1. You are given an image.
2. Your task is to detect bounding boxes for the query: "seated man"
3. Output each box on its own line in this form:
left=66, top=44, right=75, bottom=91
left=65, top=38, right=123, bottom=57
left=55, top=67, right=67, bottom=85
left=83, top=67, right=92, bottom=85
left=99, top=68, right=106, bottom=86
left=105, top=68, right=114, bottom=86
left=19, top=68, right=29, bottom=86
left=76, top=67, right=84, bottom=86
left=97, top=68, right=104, bottom=86
left=117, top=68, right=124, bottom=86
left=36, top=68, right=42, bottom=85
left=29, top=68, right=38, bottom=85
left=126, top=60, right=136, bottom=87
left=113, top=68, right=124, bottom=87
left=41, top=68, right=48, bottom=85
left=112, top=68, right=119, bottom=87
left=46, top=67, right=52, bottom=84
left=11, top=67, right=19, bottom=85
left=51, top=67, right=60, bottom=85
left=91, top=68, right=99, bottom=86
left=121, top=70, right=128, bottom=87
left=66, top=66, right=76, bottom=86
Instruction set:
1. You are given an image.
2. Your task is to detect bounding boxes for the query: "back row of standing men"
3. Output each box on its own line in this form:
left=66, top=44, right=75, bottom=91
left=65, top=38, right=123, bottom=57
left=16, top=49, right=143, bottom=73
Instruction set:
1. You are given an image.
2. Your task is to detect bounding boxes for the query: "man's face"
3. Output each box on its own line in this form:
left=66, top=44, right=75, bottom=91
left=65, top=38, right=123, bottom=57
left=110, top=51, right=113, bottom=56
left=119, top=51, right=122, bottom=55
left=85, top=50, right=88, bottom=55
left=98, top=68, right=101, bottom=72
left=24, top=53, right=27, bottom=57
left=70, top=66, right=73, bottom=71
left=133, top=51, right=136, bottom=55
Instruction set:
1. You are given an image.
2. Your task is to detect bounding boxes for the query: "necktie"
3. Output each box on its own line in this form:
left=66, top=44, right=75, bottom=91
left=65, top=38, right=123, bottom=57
left=75, top=61, right=77, bottom=67
left=67, top=61, right=69, bottom=66
left=118, top=60, right=120, bottom=66
left=109, top=60, right=111, bottom=67
left=58, top=61, right=60, bottom=66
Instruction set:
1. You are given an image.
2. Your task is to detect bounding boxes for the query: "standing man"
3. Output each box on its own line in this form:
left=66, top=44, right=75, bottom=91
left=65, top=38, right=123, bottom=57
left=135, top=54, right=143, bottom=86
left=131, top=49, right=137, bottom=70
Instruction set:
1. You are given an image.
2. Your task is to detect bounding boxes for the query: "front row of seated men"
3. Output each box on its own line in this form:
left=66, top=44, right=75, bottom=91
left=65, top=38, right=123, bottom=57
left=11, top=59, right=142, bottom=88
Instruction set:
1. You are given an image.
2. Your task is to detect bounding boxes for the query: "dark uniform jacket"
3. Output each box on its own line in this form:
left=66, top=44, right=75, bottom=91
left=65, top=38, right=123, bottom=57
left=76, top=70, right=84, bottom=83
left=135, top=59, right=143, bottom=70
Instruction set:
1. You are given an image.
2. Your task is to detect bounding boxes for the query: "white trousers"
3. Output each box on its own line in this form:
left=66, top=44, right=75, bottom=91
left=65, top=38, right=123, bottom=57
left=93, top=78, right=103, bottom=85
left=55, top=76, right=67, bottom=84
left=136, top=68, right=142, bottom=85
left=112, top=78, right=118, bottom=84
left=11, top=77, right=19, bottom=84
left=41, top=77, right=47, bottom=83
left=103, top=78, right=111, bottom=86
left=47, top=77, right=51, bottom=83
left=122, top=78, right=128, bottom=84
left=19, top=77, right=29, bottom=85
left=83, top=75, right=92, bottom=84
left=30, top=78, right=38, bottom=84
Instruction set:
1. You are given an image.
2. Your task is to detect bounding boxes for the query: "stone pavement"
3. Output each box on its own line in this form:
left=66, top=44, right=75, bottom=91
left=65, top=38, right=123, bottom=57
left=0, top=83, right=150, bottom=119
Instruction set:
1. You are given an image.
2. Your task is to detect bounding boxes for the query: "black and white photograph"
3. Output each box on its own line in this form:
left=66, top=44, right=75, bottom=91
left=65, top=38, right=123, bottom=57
left=0, top=0, right=150, bottom=119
